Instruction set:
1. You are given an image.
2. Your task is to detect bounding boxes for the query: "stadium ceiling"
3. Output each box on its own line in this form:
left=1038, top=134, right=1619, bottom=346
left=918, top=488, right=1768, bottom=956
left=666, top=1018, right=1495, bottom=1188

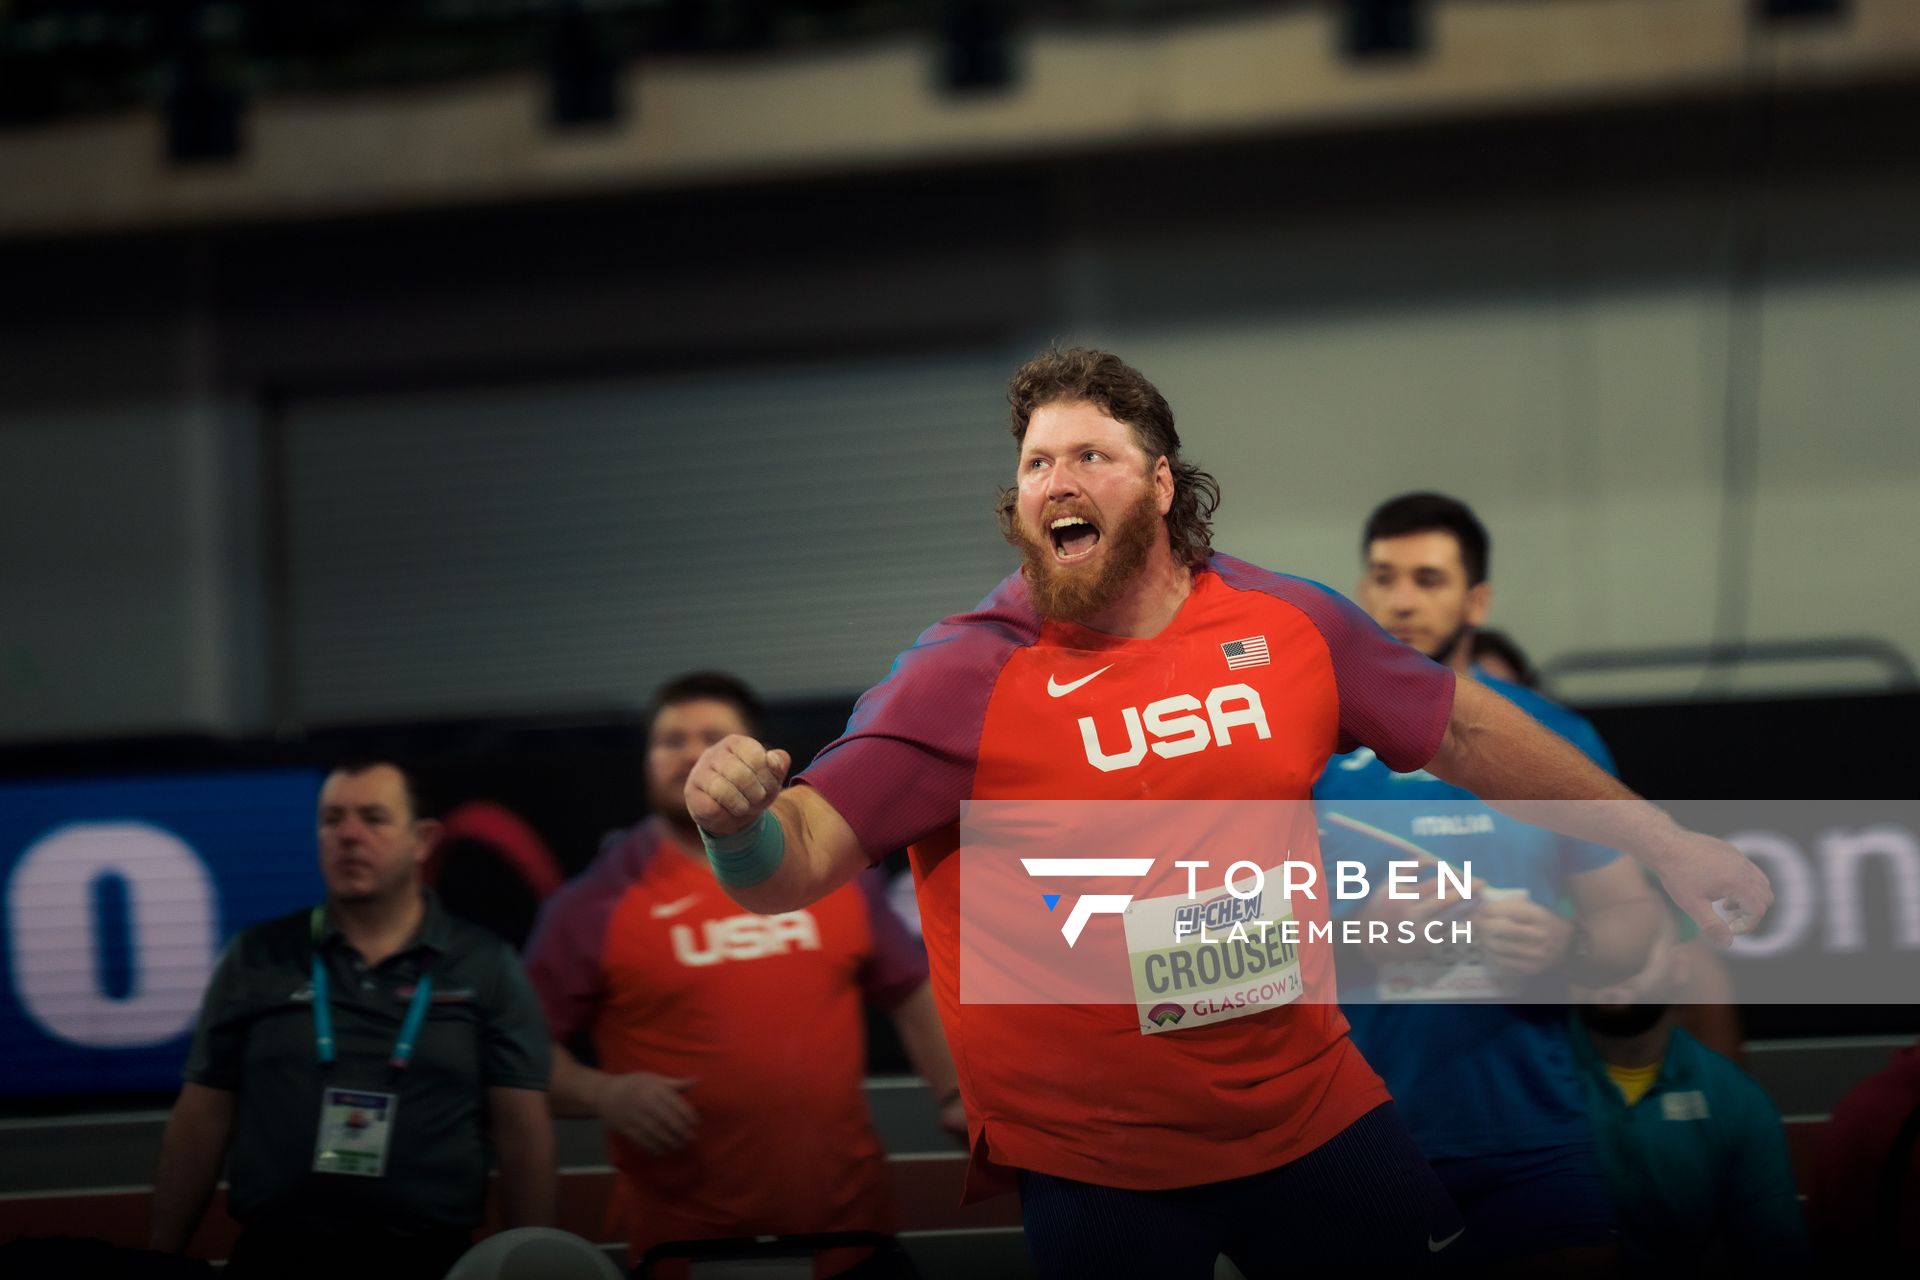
left=0, top=0, right=1294, bottom=127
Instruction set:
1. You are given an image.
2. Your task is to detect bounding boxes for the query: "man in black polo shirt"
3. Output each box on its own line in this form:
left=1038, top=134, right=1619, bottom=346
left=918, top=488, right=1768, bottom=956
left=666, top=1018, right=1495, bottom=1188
left=149, top=761, right=554, bottom=1280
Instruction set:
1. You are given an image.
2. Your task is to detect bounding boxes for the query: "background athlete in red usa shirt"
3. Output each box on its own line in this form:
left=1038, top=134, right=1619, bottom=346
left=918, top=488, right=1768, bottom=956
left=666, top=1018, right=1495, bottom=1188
left=526, top=673, right=962, bottom=1272
left=684, top=348, right=1775, bottom=1278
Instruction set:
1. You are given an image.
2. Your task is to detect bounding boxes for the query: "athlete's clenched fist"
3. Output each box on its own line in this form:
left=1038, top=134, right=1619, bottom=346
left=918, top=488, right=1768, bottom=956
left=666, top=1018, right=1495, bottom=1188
left=685, top=734, right=792, bottom=837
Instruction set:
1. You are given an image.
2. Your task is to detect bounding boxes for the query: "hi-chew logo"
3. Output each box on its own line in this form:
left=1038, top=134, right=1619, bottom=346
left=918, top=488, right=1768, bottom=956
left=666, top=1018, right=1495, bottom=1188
left=1020, top=857, right=1155, bottom=946
left=1175, top=890, right=1265, bottom=936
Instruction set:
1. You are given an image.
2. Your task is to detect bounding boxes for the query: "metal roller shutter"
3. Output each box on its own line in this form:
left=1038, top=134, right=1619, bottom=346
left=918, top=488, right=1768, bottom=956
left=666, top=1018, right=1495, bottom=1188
left=284, top=352, right=1020, bottom=721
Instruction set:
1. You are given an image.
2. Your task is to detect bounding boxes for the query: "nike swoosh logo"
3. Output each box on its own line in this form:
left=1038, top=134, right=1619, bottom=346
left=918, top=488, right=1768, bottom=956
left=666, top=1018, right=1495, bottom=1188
left=1047, top=664, right=1114, bottom=698
left=651, top=894, right=701, bottom=919
left=1428, top=1228, right=1465, bottom=1253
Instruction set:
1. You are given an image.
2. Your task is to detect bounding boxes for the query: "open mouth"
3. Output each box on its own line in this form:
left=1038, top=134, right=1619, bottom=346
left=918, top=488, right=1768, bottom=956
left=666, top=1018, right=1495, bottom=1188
left=1048, top=515, right=1102, bottom=564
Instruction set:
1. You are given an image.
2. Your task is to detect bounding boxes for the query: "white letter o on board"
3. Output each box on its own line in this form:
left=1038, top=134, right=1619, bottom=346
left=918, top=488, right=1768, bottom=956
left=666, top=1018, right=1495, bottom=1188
left=7, top=822, right=218, bottom=1048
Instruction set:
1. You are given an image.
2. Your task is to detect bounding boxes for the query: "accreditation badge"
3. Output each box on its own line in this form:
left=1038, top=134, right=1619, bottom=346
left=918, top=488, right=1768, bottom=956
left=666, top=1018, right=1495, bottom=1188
left=313, top=1088, right=397, bottom=1177
left=1375, top=885, right=1530, bottom=1001
left=1123, top=862, right=1304, bottom=1036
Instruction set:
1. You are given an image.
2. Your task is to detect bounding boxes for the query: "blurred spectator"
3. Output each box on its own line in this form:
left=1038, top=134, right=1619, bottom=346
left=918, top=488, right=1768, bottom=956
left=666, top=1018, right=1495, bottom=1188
left=1467, top=622, right=1747, bottom=1063
left=524, top=673, right=961, bottom=1274
left=1320, top=492, right=1662, bottom=1272
left=1807, top=1038, right=1920, bottom=1263
left=148, top=761, right=554, bottom=1280
left=1572, top=925, right=1807, bottom=1272
left=1585, top=881, right=1747, bottom=1066
left=1467, top=612, right=1743, bottom=1062
left=1470, top=627, right=1539, bottom=687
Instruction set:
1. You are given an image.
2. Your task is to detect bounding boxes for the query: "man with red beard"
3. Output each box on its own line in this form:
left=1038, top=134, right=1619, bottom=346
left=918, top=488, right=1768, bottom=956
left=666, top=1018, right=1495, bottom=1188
left=524, top=672, right=961, bottom=1274
left=683, top=348, right=1774, bottom=1278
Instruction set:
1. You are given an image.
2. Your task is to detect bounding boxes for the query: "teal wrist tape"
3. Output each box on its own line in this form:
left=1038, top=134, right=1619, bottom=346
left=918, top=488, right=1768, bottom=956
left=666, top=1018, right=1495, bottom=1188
left=699, top=811, right=786, bottom=887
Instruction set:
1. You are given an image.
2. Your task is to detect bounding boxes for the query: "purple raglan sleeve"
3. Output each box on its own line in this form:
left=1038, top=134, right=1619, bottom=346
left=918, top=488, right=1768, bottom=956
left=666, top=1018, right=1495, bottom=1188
left=1213, top=556, right=1456, bottom=773
left=522, top=838, right=637, bottom=1042
left=796, top=574, right=1040, bottom=861
left=853, top=867, right=930, bottom=1008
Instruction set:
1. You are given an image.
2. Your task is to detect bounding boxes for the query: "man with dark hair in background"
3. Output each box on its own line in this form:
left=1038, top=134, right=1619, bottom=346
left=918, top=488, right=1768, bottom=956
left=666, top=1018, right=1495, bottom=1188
left=680, top=348, right=1772, bottom=1277
left=524, top=673, right=961, bottom=1274
left=149, top=760, right=555, bottom=1280
left=1317, top=491, right=1664, bottom=1271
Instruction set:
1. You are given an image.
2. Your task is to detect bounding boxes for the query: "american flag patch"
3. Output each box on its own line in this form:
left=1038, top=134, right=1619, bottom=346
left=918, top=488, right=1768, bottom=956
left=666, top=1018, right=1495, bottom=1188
left=1221, top=635, right=1270, bottom=670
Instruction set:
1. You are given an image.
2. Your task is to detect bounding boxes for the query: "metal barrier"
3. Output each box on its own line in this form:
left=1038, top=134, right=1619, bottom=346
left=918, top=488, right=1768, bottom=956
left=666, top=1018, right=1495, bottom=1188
left=1540, top=638, right=1917, bottom=700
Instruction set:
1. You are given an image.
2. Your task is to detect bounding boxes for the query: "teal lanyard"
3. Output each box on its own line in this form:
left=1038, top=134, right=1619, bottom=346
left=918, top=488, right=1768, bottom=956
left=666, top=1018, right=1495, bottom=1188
left=309, top=906, right=435, bottom=1071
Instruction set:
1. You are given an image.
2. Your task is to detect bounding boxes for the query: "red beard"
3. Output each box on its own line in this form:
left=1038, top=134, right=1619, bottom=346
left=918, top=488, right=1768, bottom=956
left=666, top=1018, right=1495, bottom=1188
left=1008, top=484, right=1161, bottom=624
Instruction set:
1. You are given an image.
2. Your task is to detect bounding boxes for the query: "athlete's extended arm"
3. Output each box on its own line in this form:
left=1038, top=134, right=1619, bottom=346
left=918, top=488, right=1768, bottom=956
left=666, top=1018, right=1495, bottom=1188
left=686, top=734, right=870, bottom=915
left=1425, top=674, right=1773, bottom=945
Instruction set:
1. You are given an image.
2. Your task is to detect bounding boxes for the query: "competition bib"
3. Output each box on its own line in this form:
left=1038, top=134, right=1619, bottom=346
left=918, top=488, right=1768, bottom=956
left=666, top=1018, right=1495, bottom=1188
left=1124, top=862, right=1303, bottom=1036
left=313, top=1088, right=397, bottom=1177
left=1376, top=885, right=1529, bottom=1002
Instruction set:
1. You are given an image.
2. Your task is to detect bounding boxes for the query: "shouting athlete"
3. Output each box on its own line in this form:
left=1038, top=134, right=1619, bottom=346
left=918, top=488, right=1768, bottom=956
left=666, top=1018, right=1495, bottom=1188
left=684, top=347, right=1772, bottom=1279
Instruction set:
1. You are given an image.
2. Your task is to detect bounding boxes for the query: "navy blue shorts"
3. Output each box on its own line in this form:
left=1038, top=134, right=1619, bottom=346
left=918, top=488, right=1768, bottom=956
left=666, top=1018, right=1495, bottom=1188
left=1429, top=1142, right=1618, bottom=1263
left=1017, top=1102, right=1465, bottom=1280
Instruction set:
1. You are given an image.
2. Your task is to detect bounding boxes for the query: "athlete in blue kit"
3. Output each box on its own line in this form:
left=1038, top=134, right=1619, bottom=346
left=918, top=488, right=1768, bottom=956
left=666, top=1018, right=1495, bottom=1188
left=1315, top=494, right=1664, bottom=1272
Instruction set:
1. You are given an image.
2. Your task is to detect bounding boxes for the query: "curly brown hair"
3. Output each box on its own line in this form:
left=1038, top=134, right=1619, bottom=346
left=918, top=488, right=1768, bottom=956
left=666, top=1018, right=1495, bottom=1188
left=996, top=346, right=1221, bottom=568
